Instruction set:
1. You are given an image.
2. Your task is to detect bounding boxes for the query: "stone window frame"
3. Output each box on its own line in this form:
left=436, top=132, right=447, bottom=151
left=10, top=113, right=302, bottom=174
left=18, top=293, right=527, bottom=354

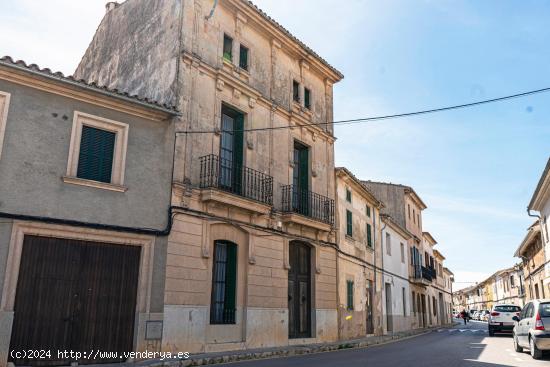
left=63, top=111, right=129, bottom=192
left=0, top=91, right=11, bottom=160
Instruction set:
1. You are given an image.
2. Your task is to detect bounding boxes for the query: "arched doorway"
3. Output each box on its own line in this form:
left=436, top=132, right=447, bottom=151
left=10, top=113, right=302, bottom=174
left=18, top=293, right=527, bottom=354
left=288, top=241, right=312, bottom=338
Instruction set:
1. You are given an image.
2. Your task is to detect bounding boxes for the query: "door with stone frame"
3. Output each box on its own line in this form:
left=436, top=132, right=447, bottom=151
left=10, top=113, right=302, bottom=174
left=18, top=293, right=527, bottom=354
left=288, top=242, right=312, bottom=338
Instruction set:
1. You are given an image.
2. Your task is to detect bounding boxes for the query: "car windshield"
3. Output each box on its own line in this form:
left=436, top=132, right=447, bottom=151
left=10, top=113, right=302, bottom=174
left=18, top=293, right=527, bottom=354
left=539, top=303, right=550, bottom=317
left=494, top=306, right=521, bottom=312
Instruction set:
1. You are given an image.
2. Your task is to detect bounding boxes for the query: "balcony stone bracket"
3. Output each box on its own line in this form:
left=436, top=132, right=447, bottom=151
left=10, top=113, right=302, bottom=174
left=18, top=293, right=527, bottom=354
left=315, top=242, right=322, bottom=274
left=201, top=221, right=211, bottom=258
left=283, top=238, right=290, bottom=270
left=248, top=230, right=256, bottom=265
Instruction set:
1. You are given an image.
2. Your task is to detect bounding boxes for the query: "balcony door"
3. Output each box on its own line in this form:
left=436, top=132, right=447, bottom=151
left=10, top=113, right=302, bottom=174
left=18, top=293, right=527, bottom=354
left=366, top=280, right=374, bottom=334
left=292, top=142, right=309, bottom=215
left=219, top=105, right=244, bottom=193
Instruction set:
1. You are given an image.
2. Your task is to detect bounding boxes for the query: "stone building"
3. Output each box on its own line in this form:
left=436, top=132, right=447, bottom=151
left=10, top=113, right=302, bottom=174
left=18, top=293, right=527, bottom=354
left=75, top=0, right=343, bottom=353
left=516, top=222, right=547, bottom=301
left=334, top=167, right=384, bottom=338
left=526, top=157, right=550, bottom=296
left=0, top=56, right=178, bottom=367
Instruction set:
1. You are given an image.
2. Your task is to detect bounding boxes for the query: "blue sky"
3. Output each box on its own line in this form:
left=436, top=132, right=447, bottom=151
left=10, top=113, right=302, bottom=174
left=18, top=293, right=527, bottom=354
left=1, top=0, right=548, bottom=288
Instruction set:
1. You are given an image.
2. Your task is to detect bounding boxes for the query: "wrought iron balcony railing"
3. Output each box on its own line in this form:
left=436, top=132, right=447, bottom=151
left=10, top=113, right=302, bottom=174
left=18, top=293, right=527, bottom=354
left=421, top=266, right=436, bottom=282
left=281, top=184, right=335, bottom=226
left=412, top=265, right=436, bottom=282
left=199, top=154, right=273, bottom=206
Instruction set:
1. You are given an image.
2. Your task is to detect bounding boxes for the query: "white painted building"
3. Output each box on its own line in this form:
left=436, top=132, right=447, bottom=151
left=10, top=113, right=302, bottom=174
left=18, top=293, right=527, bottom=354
left=381, top=214, right=413, bottom=333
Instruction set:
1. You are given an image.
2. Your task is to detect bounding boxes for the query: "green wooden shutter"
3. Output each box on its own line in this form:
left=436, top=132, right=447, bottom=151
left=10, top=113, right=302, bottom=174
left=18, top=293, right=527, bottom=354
left=346, top=210, right=353, bottom=237
left=366, top=223, right=372, bottom=247
left=299, top=147, right=309, bottom=191
left=347, top=281, right=354, bottom=310
left=224, top=244, right=237, bottom=315
left=77, top=126, right=115, bottom=183
left=233, top=114, right=244, bottom=193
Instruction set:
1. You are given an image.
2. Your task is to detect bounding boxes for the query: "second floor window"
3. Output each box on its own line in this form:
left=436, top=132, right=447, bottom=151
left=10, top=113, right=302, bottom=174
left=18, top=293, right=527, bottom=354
left=400, top=243, right=405, bottom=263
left=239, top=44, right=249, bottom=70
left=304, top=87, right=311, bottom=109
left=346, top=188, right=352, bottom=202
left=346, top=210, right=353, bottom=237
left=223, top=34, right=233, bottom=61
left=366, top=223, right=372, bottom=247
left=386, top=232, right=391, bottom=255
left=366, top=205, right=371, bottom=217
left=293, top=80, right=300, bottom=103
left=77, top=126, right=116, bottom=183
left=346, top=280, right=354, bottom=310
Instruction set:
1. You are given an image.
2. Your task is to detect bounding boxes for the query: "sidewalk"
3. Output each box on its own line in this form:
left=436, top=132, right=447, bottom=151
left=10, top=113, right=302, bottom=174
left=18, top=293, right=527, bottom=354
left=88, top=324, right=456, bottom=367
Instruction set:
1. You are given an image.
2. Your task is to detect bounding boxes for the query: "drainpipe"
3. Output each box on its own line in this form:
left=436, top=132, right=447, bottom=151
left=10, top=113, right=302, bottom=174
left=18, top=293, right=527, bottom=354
left=378, top=215, right=386, bottom=335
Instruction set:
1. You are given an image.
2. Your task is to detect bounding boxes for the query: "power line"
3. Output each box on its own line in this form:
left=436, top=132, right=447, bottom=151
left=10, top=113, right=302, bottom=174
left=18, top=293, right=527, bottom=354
left=178, top=86, right=550, bottom=134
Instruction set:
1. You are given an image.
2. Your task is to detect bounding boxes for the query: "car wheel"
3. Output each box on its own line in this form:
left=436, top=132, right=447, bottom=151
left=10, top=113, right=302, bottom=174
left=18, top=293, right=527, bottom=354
left=513, top=334, right=523, bottom=353
left=530, top=337, right=542, bottom=360
left=488, top=327, right=494, bottom=337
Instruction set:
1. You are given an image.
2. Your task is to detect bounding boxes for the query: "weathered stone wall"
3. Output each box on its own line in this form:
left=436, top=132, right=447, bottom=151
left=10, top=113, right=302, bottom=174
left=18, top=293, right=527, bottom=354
left=74, top=0, right=182, bottom=106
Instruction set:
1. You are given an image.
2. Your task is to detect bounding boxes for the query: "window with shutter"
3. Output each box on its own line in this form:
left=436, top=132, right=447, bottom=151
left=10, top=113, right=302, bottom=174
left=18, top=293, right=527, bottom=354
left=346, top=210, right=353, bottom=237
left=304, top=87, right=311, bottom=109
left=366, top=223, right=372, bottom=247
left=239, top=44, right=249, bottom=70
left=77, top=126, right=116, bottom=183
left=347, top=280, right=354, bottom=310
left=223, top=34, right=233, bottom=61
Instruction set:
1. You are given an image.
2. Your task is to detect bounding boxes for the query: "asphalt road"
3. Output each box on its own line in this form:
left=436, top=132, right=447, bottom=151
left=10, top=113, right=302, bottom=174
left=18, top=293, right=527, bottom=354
left=220, top=319, right=550, bottom=367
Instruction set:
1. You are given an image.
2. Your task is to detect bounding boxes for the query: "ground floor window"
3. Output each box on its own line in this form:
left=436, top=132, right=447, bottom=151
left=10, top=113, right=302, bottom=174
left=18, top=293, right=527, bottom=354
left=211, top=240, right=237, bottom=324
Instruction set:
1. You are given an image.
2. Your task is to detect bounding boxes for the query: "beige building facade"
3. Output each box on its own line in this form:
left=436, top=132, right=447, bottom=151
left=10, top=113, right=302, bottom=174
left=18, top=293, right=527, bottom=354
left=334, top=168, right=384, bottom=338
left=75, top=0, right=343, bottom=353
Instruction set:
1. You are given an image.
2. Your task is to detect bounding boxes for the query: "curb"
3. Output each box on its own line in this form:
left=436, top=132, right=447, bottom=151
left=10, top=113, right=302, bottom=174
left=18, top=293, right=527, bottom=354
left=125, top=324, right=454, bottom=367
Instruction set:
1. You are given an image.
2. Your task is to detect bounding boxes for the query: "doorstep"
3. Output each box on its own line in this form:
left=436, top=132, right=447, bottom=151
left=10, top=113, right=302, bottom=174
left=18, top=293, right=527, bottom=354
left=83, top=325, right=454, bottom=367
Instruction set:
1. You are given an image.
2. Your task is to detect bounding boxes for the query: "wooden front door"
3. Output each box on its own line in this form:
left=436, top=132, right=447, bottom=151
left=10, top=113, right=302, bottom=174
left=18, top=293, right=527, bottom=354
left=288, top=242, right=311, bottom=338
left=366, top=280, right=374, bottom=334
left=385, top=283, right=393, bottom=333
left=9, top=236, right=141, bottom=366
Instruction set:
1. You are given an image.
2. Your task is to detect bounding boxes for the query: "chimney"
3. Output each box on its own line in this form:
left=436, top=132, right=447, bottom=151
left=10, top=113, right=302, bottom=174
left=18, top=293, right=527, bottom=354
left=105, top=2, right=119, bottom=12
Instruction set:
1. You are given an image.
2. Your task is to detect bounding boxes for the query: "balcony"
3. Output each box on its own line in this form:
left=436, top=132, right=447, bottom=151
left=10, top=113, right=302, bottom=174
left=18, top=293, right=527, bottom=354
left=410, top=265, right=436, bottom=286
left=280, top=184, right=335, bottom=230
left=199, top=154, right=273, bottom=213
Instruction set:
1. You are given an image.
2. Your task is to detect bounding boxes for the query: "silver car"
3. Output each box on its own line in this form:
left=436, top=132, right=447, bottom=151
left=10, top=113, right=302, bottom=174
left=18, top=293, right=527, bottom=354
left=513, top=299, right=550, bottom=359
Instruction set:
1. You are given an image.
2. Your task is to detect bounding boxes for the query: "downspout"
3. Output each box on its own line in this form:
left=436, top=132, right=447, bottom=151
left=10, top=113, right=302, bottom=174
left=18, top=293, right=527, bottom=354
left=205, top=0, right=218, bottom=20
left=377, top=213, right=386, bottom=335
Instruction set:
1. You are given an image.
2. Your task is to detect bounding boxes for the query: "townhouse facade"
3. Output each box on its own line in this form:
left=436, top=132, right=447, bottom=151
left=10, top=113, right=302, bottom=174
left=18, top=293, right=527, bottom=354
left=453, top=266, right=524, bottom=313
left=0, top=1, right=458, bottom=365
left=334, top=168, right=384, bottom=338
left=75, top=0, right=343, bottom=353
left=0, top=56, right=178, bottom=366
left=362, top=182, right=452, bottom=329
left=525, top=157, right=550, bottom=297
left=380, top=214, right=414, bottom=333
left=516, top=222, right=547, bottom=301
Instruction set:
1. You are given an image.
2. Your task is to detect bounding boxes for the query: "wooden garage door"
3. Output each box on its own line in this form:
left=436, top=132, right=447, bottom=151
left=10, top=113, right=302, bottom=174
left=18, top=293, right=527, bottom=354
left=9, top=235, right=141, bottom=366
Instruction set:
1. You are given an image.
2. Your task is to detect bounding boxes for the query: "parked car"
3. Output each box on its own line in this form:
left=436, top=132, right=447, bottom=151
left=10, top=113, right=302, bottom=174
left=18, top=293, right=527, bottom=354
left=513, top=299, right=550, bottom=359
left=488, top=304, right=521, bottom=335
left=469, top=310, right=477, bottom=319
left=480, top=310, right=490, bottom=322
left=473, top=311, right=481, bottom=320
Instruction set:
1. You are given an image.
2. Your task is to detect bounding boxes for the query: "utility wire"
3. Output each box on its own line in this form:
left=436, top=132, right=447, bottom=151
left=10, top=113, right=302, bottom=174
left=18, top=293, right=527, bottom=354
left=178, top=86, right=550, bottom=134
